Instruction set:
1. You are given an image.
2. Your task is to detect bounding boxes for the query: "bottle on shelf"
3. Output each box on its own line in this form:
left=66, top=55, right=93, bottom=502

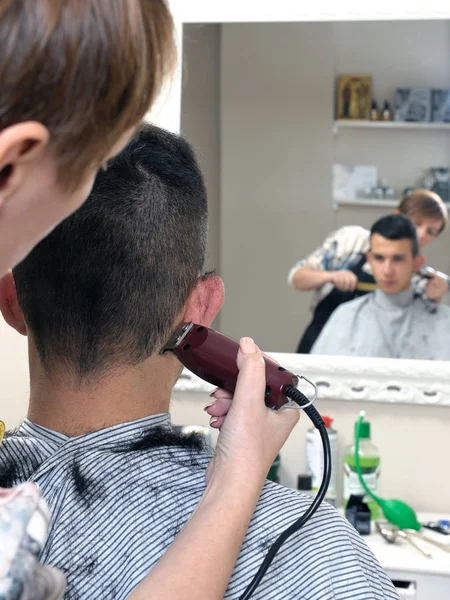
left=267, top=454, right=280, bottom=483
left=345, top=494, right=371, bottom=535
left=370, top=100, right=379, bottom=121
left=381, top=100, right=393, bottom=121
left=297, top=474, right=314, bottom=498
left=343, top=418, right=381, bottom=520
left=306, top=415, right=338, bottom=506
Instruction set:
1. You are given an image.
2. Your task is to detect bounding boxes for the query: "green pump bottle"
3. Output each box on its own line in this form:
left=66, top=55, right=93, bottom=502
left=343, top=419, right=380, bottom=520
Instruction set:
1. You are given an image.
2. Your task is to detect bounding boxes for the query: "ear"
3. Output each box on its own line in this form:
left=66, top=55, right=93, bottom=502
left=0, top=122, right=50, bottom=204
left=183, top=275, right=224, bottom=327
left=0, top=271, right=27, bottom=335
left=366, top=250, right=372, bottom=265
left=414, top=254, right=425, bottom=271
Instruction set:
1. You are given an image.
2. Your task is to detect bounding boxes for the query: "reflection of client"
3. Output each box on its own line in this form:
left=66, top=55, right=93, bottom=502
left=311, top=214, right=450, bottom=359
left=288, top=190, right=448, bottom=354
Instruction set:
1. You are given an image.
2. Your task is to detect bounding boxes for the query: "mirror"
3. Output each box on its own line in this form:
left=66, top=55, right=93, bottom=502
left=181, top=20, right=450, bottom=361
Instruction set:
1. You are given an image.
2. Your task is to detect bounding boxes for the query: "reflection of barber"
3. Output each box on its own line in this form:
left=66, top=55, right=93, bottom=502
left=311, top=214, right=450, bottom=359
left=288, top=190, right=448, bottom=353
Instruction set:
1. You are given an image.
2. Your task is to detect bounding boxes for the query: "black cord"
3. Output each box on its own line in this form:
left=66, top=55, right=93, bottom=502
left=238, top=386, right=332, bottom=600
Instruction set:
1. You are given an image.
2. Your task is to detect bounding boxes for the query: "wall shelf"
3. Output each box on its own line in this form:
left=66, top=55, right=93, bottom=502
left=334, top=198, right=400, bottom=209
left=333, top=120, right=450, bottom=134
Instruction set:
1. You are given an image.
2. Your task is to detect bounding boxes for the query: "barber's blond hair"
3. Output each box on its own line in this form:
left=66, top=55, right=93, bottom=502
left=0, top=0, right=175, bottom=188
left=398, top=189, right=448, bottom=234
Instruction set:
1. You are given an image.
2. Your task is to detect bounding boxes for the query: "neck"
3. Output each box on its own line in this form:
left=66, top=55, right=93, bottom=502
left=27, top=350, right=180, bottom=436
left=379, top=284, right=412, bottom=295
left=374, top=286, right=414, bottom=308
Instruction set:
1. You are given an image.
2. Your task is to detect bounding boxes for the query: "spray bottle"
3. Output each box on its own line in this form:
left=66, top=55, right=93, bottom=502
left=306, top=415, right=338, bottom=506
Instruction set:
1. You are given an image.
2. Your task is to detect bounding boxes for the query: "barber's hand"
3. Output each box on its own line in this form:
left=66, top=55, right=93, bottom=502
left=330, top=270, right=358, bottom=292
left=425, top=273, right=448, bottom=303
left=0, top=483, right=66, bottom=600
left=203, top=338, right=299, bottom=485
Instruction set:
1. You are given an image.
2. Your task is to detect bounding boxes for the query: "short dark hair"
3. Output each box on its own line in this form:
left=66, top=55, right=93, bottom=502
left=13, top=124, right=208, bottom=381
left=370, top=214, right=419, bottom=257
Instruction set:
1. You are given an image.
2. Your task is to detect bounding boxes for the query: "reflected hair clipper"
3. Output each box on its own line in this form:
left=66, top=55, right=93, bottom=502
left=161, top=322, right=302, bottom=410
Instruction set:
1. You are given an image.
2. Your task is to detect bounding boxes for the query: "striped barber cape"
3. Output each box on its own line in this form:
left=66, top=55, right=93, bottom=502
left=0, top=414, right=400, bottom=600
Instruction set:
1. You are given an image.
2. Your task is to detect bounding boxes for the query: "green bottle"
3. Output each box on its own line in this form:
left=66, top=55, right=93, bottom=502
left=267, top=454, right=280, bottom=483
left=343, top=420, right=380, bottom=520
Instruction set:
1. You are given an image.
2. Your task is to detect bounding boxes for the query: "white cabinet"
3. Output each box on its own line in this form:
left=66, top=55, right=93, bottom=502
left=364, top=513, right=450, bottom=600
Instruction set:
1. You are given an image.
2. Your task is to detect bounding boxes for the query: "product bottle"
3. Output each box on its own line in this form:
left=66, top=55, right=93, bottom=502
left=381, top=100, right=393, bottom=121
left=345, top=494, right=371, bottom=535
left=370, top=100, right=379, bottom=120
left=343, top=419, right=380, bottom=519
left=306, top=416, right=338, bottom=506
left=297, top=474, right=314, bottom=498
left=267, top=454, right=280, bottom=483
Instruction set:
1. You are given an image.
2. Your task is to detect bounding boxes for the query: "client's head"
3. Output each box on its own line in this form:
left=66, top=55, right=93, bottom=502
left=396, top=189, right=447, bottom=248
left=368, top=214, right=423, bottom=295
left=1, top=124, right=223, bottom=386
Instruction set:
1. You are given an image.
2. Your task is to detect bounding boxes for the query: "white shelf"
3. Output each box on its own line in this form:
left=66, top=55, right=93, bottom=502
left=333, top=119, right=450, bottom=133
left=334, top=198, right=400, bottom=209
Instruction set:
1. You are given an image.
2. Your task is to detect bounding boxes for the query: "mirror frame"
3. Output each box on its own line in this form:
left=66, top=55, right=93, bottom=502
left=174, top=2, right=450, bottom=24
left=171, top=1, right=450, bottom=407
left=174, top=354, right=450, bottom=406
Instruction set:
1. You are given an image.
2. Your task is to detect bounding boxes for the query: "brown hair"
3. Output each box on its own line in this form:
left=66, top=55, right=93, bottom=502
left=398, top=188, right=448, bottom=234
left=0, top=0, right=175, bottom=188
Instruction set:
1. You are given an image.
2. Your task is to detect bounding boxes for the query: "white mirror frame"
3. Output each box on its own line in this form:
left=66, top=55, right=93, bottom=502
left=167, top=1, right=450, bottom=407
left=174, top=354, right=450, bottom=406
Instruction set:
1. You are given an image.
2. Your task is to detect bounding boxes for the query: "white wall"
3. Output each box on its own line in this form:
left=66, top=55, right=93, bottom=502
left=181, top=24, right=221, bottom=277
left=218, top=20, right=450, bottom=352
left=220, top=22, right=335, bottom=351
left=334, top=20, right=450, bottom=275
left=0, top=324, right=28, bottom=429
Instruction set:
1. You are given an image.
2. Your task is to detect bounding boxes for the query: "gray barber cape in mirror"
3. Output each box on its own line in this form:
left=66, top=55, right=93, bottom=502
left=311, top=288, right=450, bottom=360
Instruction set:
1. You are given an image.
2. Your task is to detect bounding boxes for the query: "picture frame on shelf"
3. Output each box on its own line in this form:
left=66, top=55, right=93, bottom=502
left=332, top=163, right=378, bottom=201
left=394, top=88, right=431, bottom=122
left=336, top=75, right=372, bottom=120
left=423, top=167, right=450, bottom=204
left=431, top=89, right=450, bottom=123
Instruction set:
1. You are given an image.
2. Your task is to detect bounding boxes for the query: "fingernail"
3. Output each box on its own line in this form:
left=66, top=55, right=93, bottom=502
left=209, top=388, right=219, bottom=397
left=240, top=337, right=258, bottom=354
left=209, top=417, right=218, bottom=426
left=204, top=400, right=216, bottom=411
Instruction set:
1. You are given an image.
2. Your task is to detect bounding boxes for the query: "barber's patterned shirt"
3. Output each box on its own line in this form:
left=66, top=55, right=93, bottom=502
left=0, top=414, right=400, bottom=600
left=287, top=225, right=432, bottom=312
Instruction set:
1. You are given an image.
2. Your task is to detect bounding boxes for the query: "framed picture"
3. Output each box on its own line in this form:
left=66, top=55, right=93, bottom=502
left=333, top=164, right=378, bottom=201
left=336, top=75, right=372, bottom=120
left=394, top=88, right=431, bottom=122
left=431, top=89, right=450, bottom=123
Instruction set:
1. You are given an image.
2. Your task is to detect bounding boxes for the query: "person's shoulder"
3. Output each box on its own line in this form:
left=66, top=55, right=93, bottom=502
left=331, top=293, right=368, bottom=319
left=435, top=302, right=450, bottom=318
left=255, top=481, right=342, bottom=525
left=336, top=224, right=369, bottom=236
left=331, top=225, right=369, bottom=240
left=234, top=482, right=398, bottom=598
left=0, top=428, right=32, bottom=447
left=250, top=481, right=364, bottom=548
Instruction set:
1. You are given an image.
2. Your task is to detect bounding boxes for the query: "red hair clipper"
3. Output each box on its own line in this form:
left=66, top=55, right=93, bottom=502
left=162, top=322, right=316, bottom=410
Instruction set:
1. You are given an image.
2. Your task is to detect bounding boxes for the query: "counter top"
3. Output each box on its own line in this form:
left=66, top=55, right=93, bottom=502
left=364, top=513, right=450, bottom=577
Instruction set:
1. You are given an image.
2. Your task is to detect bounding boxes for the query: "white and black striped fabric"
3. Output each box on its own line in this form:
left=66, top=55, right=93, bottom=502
left=0, top=414, right=400, bottom=600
